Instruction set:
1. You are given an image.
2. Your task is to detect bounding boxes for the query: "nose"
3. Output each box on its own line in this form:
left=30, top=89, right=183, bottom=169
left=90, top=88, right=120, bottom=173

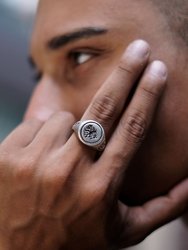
left=24, top=76, right=67, bottom=121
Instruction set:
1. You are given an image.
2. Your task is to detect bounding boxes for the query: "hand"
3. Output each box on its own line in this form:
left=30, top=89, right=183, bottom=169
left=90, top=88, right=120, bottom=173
left=0, top=40, right=187, bottom=250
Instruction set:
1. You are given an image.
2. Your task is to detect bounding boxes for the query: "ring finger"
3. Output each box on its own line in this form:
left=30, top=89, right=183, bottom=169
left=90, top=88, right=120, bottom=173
left=68, top=40, right=151, bottom=155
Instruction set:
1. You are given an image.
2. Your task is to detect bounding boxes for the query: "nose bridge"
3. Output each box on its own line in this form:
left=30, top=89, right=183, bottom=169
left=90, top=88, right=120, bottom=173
left=24, top=77, right=67, bottom=121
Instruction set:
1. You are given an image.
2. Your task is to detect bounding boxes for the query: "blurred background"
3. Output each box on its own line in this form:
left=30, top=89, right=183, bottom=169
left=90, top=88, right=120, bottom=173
left=0, top=0, right=38, bottom=140
left=0, top=0, right=187, bottom=249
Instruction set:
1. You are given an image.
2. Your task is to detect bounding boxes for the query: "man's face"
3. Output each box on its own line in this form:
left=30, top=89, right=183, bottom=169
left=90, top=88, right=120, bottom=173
left=27, top=0, right=188, bottom=204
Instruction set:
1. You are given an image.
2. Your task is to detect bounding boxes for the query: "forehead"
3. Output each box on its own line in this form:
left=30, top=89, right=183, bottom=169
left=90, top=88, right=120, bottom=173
left=33, top=0, right=138, bottom=40
left=31, top=0, right=155, bottom=61
left=37, top=0, right=126, bottom=23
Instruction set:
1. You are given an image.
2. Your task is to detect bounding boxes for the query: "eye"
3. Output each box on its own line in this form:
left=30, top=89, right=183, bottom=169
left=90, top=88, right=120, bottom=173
left=76, top=53, right=92, bottom=65
left=69, top=51, right=96, bottom=66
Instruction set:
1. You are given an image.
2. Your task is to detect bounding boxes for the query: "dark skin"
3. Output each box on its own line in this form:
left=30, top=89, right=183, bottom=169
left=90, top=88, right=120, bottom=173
left=0, top=0, right=187, bottom=249
left=26, top=0, right=188, bottom=204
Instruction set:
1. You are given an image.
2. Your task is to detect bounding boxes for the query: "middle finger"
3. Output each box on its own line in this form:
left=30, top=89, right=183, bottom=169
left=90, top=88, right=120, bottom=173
left=82, top=40, right=150, bottom=132
left=68, top=40, right=150, bottom=155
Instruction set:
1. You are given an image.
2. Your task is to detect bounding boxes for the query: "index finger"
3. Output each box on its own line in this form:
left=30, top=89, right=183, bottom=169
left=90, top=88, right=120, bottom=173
left=99, top=60, right=167, bottom=185
left=68, top=40, right=150, bottom=153
left=82, top=39, right=150, bottom=132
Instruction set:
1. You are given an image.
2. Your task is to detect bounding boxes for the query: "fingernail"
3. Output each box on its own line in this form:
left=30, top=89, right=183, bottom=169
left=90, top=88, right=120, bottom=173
left=149, top=60, right=168, bottom=78
left=127, top=40, right=150, bottom=57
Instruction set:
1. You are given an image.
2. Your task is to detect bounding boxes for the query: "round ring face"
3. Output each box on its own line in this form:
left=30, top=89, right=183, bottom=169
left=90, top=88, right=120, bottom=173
left=79, top=121, right=104, bottom=146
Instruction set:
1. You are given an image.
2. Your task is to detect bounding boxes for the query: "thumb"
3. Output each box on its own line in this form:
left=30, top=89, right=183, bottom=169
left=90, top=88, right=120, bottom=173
left=118, top=178, right=188, bottom=247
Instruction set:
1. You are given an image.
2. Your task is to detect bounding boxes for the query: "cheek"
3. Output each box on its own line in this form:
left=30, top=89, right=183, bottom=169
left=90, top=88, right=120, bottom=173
left=121, top=98, right=188, bottom=205
left=67, top=62, right=119, bottom=119
left=24, top=61, right=115, bottom=122
left=122, top=135, right=188, bottom=205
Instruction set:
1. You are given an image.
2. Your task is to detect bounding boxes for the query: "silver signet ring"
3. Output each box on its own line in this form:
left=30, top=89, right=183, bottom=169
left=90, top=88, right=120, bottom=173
left=72, top=120, right=106, bottom=151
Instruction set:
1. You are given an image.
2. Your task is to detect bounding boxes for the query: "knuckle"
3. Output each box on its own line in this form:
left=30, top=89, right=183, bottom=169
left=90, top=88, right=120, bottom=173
left=82, top=181, right=108, bottom=206
left=27, top=118, right=44, bottom=127
left=0, top=147, right=19, bottom=169
left=55, top=111, right=75, bottom=122
left=140, top=85, right=159, bottom=100
left=42, top=167, right=67, bottom=192
left=124, top=113, right=147, bottom=143
left=38, top=168, right=68, bottom=216
left=138, top=77, right=166, bottom=105
left=118, top=52, right=147, bottom=76
left=0, top=148, right=9, bottom=167
left=90, top=94, right=116, bottom=125
left=62, top=111, right=76, bottom=123
left=118, top=62, right=134, bottom=75
left=13, top=155, right=36, bottom=181
left=42, top=175, right=61, bottom=193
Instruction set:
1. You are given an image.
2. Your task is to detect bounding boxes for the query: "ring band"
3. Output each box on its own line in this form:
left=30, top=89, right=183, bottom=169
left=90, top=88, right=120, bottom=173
left=72, top=120, right=106, bottom=151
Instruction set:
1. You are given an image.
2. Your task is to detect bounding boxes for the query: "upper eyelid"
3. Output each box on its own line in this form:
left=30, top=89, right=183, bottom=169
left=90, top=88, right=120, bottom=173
left=28, top=46, right=107, bottom=68
left=28, top=46, right=109, bottom=80
left=69, top=50, right=98, bottom=60
left=68, top=47, right=105, bottom=57
left=67, top=47, right=107, bottom=62
left=67, top=49, right=103, bottom=68
left=75, top=52, right=93, bottom=59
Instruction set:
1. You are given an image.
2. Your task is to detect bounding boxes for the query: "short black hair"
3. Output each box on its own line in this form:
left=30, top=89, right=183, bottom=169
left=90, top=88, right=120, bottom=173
left=151, top=0, right=188, bottom=46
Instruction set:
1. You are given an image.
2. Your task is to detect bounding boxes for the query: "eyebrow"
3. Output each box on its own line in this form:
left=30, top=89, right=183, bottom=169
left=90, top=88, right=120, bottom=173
left=47, top=27, right=108, bottom=50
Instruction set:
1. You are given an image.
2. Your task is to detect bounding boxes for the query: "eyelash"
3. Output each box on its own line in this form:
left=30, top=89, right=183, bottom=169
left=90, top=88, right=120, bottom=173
left=32, top=50, right=100, bottom=83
